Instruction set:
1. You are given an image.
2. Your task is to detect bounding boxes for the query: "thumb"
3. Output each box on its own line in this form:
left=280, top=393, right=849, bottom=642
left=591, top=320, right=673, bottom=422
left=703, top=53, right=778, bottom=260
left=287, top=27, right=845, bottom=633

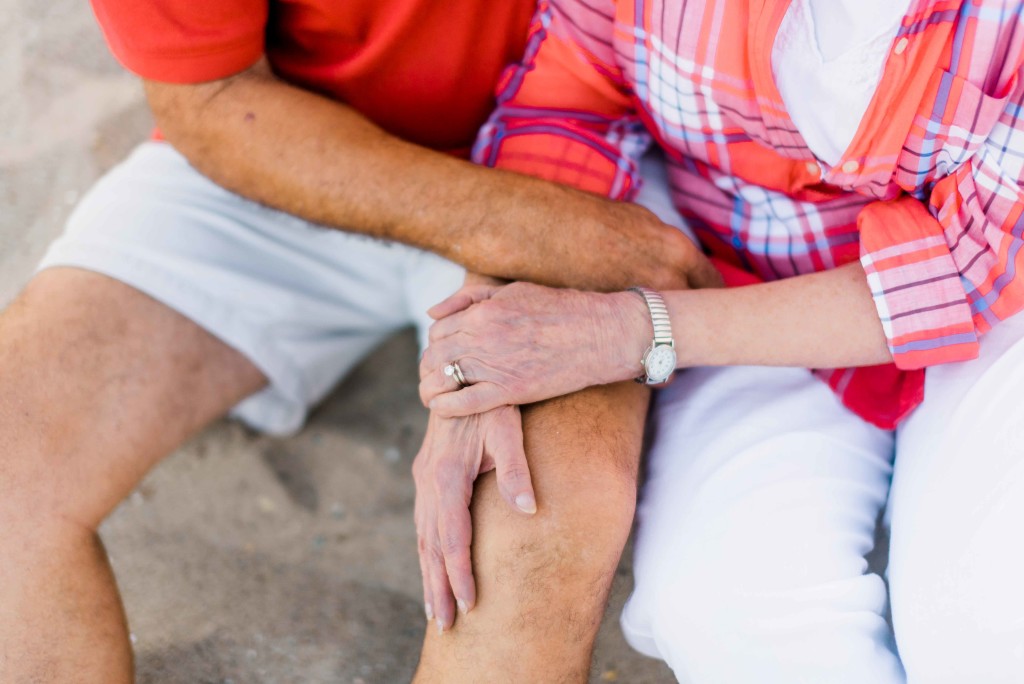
left=486, top=409, right=536, bottom=515
left=427, top=285, right=501, bottom=320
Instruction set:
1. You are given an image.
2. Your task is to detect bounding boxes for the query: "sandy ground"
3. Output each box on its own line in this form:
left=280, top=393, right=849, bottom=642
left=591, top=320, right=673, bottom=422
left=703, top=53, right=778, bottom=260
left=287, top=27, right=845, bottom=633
left=2, top=2, right=676, bottom=681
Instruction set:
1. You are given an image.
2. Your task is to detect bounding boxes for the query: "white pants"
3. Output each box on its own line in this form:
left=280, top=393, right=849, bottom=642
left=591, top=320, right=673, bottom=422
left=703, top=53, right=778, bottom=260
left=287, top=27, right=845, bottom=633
left=622, top=312, right=1024, bottom=682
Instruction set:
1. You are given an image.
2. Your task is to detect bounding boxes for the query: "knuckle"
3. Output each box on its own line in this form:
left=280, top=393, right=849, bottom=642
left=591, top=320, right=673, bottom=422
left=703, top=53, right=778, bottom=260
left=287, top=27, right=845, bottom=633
left=432, top=468, right=454, bottom=491
left=505, top=376, right=527, bottom=397
left=419, top=352, right=434, bottom=378
left=497, top=447, right=528, bottom=473
left=506, top=281, right=530, bottom=296
left=413, top=462, right=438, bottom=488
left=478, top=300, right=503, bottom=321
left=418, top=383, right=433, bottom=406
left=502, top=462, right=530, bottom=484
left=422, top=540, right=444, bottom=562
left=428, top=323, right=448, bottom=344
left=441, top=531, right=467, bottom=558
left=452, top=359, right=472, bottom=383
left=411, top=456, right=426, bottom=479
left=434, top=459, right=466, bottom=485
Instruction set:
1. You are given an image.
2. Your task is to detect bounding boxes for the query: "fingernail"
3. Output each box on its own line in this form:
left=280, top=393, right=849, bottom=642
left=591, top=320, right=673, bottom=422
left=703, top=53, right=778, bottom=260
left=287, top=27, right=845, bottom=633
left=425, top=603, right=434, bottom=621
left=457, top=598, right=469, bottom=615
left=436, top=618, right=444, bottom=635
left=515, top=493, right=537, bottom=514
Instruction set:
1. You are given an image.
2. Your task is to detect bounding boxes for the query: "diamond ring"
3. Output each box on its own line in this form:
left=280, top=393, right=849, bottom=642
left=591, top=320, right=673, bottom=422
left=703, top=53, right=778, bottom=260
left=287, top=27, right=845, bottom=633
left=443, top=361, right=469, bottom=389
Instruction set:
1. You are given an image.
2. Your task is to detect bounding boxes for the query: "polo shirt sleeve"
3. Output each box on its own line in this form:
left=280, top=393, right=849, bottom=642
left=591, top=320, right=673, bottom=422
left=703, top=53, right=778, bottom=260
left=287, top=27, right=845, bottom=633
left=89, top=0, right=268, bottom=83
left=472, top=0, right=648, bottom=200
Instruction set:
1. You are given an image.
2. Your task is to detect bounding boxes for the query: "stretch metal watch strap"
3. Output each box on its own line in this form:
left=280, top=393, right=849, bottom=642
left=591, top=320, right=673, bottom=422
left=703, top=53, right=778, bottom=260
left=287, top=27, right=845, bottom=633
left=628, top=287, right=674, bottom=347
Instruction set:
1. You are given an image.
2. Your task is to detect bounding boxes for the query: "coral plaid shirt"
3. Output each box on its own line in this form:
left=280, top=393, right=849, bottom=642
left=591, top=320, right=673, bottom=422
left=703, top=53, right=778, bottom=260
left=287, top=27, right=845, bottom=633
left=474, top=0, right=1024, bottom=428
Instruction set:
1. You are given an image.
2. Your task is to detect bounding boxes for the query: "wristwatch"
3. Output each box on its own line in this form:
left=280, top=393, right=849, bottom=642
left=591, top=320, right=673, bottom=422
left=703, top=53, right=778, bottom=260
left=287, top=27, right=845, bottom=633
left=628, top=287, right=677, bottom=385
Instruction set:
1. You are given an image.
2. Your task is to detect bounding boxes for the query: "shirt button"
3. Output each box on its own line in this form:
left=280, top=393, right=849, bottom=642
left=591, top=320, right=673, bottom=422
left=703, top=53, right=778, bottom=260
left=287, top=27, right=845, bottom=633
left=805, top=161, right=820, bottom=176
left=842, top=159, right=860, bottom=174
left=894, top=37, right=909, bottom=55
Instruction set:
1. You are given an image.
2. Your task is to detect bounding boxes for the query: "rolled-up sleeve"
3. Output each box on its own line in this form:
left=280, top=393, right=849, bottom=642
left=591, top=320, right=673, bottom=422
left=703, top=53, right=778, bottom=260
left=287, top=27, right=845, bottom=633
left=858, top=196, right=980, bottom=369
left=860, top=88, right=1024, bottom=369
left=472, top=0, right=648, bottom=199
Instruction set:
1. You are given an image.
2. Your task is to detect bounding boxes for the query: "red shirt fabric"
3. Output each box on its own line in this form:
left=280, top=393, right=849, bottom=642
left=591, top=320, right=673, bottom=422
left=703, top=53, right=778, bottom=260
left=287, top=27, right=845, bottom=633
left=89, top=0, right=537, bottom=156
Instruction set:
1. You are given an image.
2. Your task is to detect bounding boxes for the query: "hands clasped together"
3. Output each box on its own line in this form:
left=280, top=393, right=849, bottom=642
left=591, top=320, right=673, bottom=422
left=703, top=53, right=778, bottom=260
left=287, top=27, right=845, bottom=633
left=412, top=282, right=651, bottom=633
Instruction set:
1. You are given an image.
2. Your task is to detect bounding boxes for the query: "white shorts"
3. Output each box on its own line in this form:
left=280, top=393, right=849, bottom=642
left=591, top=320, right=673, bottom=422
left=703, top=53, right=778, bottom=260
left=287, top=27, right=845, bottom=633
left=38, top=142, right=691, bottom=436
left=38, top=142, right=466, bottom=435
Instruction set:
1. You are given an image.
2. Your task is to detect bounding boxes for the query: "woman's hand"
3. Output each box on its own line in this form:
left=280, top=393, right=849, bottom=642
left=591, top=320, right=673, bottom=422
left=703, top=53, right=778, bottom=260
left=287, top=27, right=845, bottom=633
left=419, top=282, right=647, bottom=417
left=413, top=407, right=537, bottom=634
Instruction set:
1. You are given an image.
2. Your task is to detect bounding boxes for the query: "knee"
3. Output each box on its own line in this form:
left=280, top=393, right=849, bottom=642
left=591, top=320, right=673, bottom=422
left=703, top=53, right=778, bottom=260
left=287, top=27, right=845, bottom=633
left=473, top=454, right=637, bottom=585
left=891, top=542, right=1024, bottom=682
left=624, top=532, right=894, bottom=680
left=501, top=383, right=645, bottom=569
left=467, top=447, right=638, bottom=632
left=0, top=452, right=103, bottom=548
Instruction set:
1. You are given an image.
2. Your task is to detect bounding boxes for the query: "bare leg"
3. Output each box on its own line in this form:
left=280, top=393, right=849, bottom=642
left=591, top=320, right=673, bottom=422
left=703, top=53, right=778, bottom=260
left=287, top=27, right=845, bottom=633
left=415, top=381, right=649, bottom=682
left=0, top=268, right=265, bottom=683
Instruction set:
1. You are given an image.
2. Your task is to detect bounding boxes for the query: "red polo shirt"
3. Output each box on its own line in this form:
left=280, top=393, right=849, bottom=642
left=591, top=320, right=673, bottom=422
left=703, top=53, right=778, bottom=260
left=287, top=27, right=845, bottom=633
left=89, top=0, right=537, bottom=157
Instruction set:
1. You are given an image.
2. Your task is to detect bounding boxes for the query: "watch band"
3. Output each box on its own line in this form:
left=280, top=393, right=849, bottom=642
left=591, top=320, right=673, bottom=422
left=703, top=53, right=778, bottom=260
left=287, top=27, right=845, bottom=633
left=629, top=287, right=674, bottom=346
left=628, top=287, right=676, bottom=384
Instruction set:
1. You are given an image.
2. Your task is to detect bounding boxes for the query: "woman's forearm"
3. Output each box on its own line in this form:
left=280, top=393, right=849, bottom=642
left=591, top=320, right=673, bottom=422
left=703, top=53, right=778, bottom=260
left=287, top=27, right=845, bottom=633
left=420, top=262, right=894, bottom=417
left=618, top=262, right=892, bottom=373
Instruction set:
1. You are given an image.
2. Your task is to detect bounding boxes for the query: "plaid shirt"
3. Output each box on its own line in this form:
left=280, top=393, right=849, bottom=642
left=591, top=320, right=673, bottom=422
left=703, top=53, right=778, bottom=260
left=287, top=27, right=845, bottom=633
left=474, top=0, right=1024, bottom=427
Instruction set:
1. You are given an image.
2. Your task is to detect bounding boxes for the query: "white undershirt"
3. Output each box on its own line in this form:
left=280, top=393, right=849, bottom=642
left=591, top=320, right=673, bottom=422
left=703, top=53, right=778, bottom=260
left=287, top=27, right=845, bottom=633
left=772, top=0, right=912, bottom=166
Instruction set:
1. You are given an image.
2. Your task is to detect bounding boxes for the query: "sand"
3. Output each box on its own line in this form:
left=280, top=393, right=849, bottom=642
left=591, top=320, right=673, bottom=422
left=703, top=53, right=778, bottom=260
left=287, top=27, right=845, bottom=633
left=1, top=1, right=675, bottom=681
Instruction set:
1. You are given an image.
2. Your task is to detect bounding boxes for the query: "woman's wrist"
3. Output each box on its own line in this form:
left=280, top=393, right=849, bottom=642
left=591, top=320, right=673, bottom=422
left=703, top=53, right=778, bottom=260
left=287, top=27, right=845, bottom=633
left=596, top=290, right=653, bottom=385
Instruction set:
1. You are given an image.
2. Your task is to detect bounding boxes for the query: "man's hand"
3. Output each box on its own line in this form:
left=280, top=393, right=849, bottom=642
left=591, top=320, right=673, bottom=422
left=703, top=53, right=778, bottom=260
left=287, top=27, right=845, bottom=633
left=521, top=197, right=723, bottom=292
left=412, top=407, right=536, bottom=634
left=143, top=59, right=718, bottom=293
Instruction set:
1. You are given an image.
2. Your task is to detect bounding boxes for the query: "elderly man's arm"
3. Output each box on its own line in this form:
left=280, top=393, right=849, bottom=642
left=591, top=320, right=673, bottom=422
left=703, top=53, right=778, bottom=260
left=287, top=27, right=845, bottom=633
left=143, top=59, right=716, bottom=293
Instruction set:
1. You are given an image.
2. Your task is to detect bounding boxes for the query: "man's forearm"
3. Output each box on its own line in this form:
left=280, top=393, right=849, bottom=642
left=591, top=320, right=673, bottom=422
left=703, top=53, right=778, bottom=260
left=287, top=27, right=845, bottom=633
left=144, top=61, right=707, bottom=292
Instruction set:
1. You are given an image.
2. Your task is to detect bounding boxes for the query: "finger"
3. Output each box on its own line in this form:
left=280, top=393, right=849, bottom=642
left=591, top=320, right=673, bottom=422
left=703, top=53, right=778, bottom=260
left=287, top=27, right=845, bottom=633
left=427, top=284, right=500, bottom=320
left=427, top=310, right=470, bottom=344
left=413, top=441, right=437, bottom=623
left=419, top=366, right=465, bottom=406
left=419, top=368, right=446, bottom=407
left=419, top=342, right=461, bottom=382
left=429, top=382, right=509, bottom=417
left=419, top=343, right=438, bottom=381
left=424, top=516, right=457, bottom=634
left=419, top=356, right=485, bottom=406
left=436, top=482, right=477, bottom=617
left=416, top=533, right=434, bottom=622
left=488, top=410, right=537, bottom=515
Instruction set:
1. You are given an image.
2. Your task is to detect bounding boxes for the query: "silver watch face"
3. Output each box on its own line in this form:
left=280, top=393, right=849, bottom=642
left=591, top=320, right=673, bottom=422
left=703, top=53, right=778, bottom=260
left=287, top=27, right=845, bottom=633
left=645, top=345, right=677, bottom=383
